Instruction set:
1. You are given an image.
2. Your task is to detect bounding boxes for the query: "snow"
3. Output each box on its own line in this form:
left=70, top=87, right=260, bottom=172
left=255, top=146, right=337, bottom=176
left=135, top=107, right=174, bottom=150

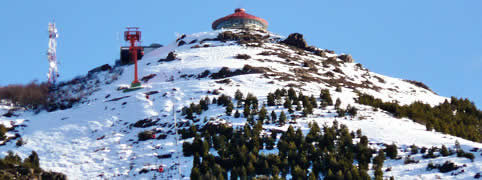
left=0, top=29, right=480, bottom=179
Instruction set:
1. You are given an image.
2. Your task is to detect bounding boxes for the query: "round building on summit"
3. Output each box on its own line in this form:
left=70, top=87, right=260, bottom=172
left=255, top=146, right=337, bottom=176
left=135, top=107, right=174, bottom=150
left=212, top=8, right=268, bottom=31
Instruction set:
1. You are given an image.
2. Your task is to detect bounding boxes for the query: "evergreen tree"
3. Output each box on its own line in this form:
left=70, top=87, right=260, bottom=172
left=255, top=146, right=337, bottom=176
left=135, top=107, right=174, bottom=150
left=347, top=105, right=358, bottom=117
left=191, top=166, right=201, bottom=180
left=310, top=95, right=318, bottom=108
left=200, top=98, right=209, bottom=111
left=385, top=143, right=398, bottom=159
left=267, top=93, right=276, bottom=106
left=440, top=145, right=450, bottom=156
left=284, top=98, right=292, bottom=109
left=271, top=110, right=277, bottom=123
left=335, top=98, right=341, bottom=109
left=186, top=107, right=194, bottom=120
left=243, top=104, right=250, bottom=118
left=279, top=111, right=287, bottom=126
left=226, top=102, right=234, bottom=116
left=259, top=106, right=267, bottom=122
left=296, top=101, right=302, bottom=111
left=288, top=87, right=297, bottom=101
left=25, top=151, right=40, bottom=168
left=320, top=89, right=333, bottom=106
left=234, top=110, right=241, bottom=118
left=235, top=89, right=244, bottom=101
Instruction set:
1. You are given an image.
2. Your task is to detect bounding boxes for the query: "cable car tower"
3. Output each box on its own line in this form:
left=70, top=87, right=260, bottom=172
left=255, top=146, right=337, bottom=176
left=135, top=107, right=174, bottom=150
left=124, top=27, right=142, bottom=89
left=47, top=22, right=59, bottom=85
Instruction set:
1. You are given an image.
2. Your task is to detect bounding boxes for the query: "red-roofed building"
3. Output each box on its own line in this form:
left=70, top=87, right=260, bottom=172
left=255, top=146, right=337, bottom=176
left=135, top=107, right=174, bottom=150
left=212, top=8, right=268, bottom=30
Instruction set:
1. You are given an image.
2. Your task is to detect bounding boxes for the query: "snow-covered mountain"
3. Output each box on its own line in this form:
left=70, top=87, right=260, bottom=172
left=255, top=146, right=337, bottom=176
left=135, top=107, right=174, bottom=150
left=0, top=29, right=480, bottom=179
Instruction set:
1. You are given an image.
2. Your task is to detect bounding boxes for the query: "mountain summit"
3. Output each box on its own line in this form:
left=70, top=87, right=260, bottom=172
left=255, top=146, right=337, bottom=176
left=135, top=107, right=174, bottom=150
left=0, top=29, right=480, bottom=179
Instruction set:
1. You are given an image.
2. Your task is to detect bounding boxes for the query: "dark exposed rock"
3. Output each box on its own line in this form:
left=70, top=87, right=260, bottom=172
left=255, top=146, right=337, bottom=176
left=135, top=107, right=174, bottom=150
left=158, top=52, right=178, bottom=62
left=234, top=54, right=251, bottom=60
left=176, top=34, right=186, bottom=42
left=404, top=80, right=435, bottom=93
left=144, top=91, right=159, bottom=96
left=141, top=74, right=156, bottom=83
left=210, top=65, right=268, bottom=79
left=197, top=70, right=211, bottom=79
left=177, top=40, right=186, bottom=47
left=157, top=153, right=172, bottom=159
left=338, top=54, right=354, bottom=63
left=88, top=64, right=112, bottom=75
left=106, top=96, right=130, bottom=102
left=215, top=79, right=232, bottom=84
left=281, top=33, right=307, bottom=49
left=133, top=118, right=160, bottom=128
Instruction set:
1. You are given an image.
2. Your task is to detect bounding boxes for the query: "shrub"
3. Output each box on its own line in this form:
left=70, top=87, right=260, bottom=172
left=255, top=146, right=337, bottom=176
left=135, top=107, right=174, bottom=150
left=438, top=161, right=458, bottom=173
left=410, top=144, right=418, bottom=154
left=385, top=143, right=398, bottom=159
left=0, top=81, right=50, bottom=109
left=456, top=149, right=475, bottom=162
left=0, top=125, right=7, bottom=140
left=403, top=156, right=419, bottom=164
left=16, top=138, right=25, bottom=147
left=0, top=151, right=65, bottom=179
left=138, top=130, right=155, bottom=141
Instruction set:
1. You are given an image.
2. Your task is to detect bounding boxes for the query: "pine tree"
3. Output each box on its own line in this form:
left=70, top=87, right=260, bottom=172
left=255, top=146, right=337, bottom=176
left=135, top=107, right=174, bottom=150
left=288, top=87, right=297, bottom=101
left=191, top=166, right=201, bottom=180
left=440, top=145, right=450, bottom=156
left=335, top=98, right=341, bottom=109
left=186, top=107, right=194, bottom=120
left=226, top=102, right=234, bottom=116
left=259, top=106, right=267, bottom=122
left=243, top=104, right=250, bottom=118
left=271, top=110, right=277, bottom=123
left=234, top=110, right=241, bottom=118
left=310, top=95, right=318, bottom=108
left=320, top=89, right=333, bottom=106
left=235, top=89, right=244, bottom=101
left=284, top=98, right=292, bottom=109
left=25, top=151, right=40, bottom=168
left=385, top=143, right=398, bottom=159
left=296, top=101, right=302, bottom=111
left=279, top=111, right=287, bottom=126
left=267, top=93, right=276, bottom=106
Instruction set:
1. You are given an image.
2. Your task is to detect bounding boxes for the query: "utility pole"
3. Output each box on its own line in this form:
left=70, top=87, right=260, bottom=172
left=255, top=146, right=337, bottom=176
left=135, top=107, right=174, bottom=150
left=173, top=104, right=182, bottom=179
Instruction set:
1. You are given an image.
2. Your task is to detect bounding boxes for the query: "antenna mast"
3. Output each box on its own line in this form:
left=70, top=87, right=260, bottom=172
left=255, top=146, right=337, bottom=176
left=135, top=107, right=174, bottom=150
left=47, top=22, right=59, bottom=84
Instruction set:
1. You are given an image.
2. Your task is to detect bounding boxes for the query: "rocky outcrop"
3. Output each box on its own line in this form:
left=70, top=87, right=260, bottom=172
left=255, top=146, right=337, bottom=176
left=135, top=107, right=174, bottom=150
left=281, top=33, right=307, bottom=49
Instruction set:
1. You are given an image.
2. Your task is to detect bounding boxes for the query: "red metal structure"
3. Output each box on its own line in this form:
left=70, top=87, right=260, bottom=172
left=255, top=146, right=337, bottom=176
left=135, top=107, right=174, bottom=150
left=124, top=27, right=142, bottom=87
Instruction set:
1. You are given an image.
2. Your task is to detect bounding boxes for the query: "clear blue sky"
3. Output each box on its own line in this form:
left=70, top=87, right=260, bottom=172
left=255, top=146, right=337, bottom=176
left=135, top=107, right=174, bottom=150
left=0, top=0, right=481, bottom=107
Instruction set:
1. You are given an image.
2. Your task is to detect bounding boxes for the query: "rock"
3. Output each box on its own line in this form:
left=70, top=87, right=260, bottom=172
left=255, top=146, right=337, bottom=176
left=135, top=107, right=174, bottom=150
left=338, top=54, right=354, bottom=63
left=281, top=33, right=307, bottom=49
left=88, top=64, right=112, bottom=75
left=159, top=52, right=177, bottom=62
left=178, top=40, right=186, bottom=46
left=141, top=74, right=156, bottom=83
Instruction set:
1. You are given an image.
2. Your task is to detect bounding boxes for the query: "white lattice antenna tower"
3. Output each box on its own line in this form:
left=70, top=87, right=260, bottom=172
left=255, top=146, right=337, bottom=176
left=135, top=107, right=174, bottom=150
left=47, top=22, right=59, bottom=84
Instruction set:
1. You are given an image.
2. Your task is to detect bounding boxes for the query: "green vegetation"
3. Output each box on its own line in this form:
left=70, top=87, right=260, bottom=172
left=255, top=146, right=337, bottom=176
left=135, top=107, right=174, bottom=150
left=0, top=151, right=66, bottom=179
left=184, top=121, right=374, bottom=179
left=357, top=94, right=482, bottom=142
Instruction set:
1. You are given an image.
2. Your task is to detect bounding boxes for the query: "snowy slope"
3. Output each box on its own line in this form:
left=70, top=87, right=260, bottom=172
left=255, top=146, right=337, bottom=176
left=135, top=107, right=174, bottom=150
left=0, top=29, right=480, bottom=179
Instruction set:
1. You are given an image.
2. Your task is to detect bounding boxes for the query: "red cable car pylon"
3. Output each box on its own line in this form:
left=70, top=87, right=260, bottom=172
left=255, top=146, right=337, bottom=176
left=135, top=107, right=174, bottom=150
left=124, top=27, right=142, bottom=88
